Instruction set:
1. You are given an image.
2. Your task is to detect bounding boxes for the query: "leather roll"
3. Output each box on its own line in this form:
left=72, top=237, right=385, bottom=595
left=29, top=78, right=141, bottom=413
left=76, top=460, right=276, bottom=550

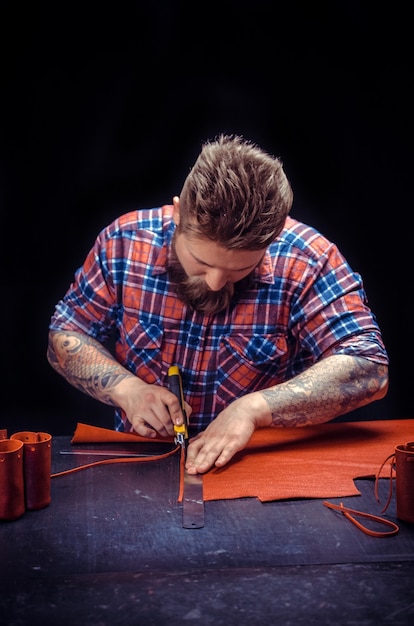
left=395, top=442, right=414, bottom=524
left=11, top=432, right=52, bottom=510
left=0, top=439, right=25, bottom=521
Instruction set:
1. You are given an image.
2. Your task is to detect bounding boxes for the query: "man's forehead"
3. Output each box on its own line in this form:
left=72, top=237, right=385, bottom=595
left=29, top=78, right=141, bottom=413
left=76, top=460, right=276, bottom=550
left=184, top=235, right=266, bottom=270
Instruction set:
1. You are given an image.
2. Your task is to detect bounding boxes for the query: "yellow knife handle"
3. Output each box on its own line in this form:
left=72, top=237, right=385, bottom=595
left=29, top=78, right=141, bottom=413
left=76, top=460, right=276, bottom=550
left=168, top=365, right=188, bottom=444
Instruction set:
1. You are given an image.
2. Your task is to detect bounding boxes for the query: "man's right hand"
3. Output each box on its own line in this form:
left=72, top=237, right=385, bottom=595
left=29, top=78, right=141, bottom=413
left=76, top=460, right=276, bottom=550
left=113, top=377, right=191, bottom=439
left=47, top=330, right=190, bottom=438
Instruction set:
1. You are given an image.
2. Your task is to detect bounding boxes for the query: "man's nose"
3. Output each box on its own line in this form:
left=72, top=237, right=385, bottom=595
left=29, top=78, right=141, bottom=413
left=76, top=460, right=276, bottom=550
left=205, top=269, right=228, bottom=291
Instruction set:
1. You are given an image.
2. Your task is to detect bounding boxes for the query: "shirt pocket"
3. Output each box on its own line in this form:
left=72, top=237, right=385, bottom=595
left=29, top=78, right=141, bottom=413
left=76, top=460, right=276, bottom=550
left=122, top=312, right=163, bottom=348
left=216, top=333, right=288, bottom=405
left=120, top=313, right=164, bottom=383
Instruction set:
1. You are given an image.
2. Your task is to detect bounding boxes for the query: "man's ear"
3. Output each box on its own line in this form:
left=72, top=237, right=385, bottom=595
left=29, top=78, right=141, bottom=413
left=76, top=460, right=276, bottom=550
left=172, top=196, right=180, bottom=226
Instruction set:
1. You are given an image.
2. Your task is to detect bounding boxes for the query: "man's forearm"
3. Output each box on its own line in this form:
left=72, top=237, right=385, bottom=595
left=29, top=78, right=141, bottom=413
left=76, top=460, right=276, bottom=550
left=47, top=330, right=135, bottom=406
left=261, top=355, right=389, bottom=427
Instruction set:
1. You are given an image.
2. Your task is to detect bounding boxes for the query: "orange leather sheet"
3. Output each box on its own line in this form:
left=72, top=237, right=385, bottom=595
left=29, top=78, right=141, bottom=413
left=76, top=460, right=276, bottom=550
left=71, top=419, right=414, bottom=502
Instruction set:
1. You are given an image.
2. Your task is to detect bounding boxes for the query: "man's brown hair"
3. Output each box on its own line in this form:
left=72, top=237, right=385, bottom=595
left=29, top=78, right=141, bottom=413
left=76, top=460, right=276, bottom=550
left=178, top=134, right=293, bottom=249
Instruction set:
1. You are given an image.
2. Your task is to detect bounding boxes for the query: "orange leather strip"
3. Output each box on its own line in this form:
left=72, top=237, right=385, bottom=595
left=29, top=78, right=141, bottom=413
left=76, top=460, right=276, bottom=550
left=323, top=501, right=399, bottom=537
left=177, top=446, right=185, bottom=503
left=374, top=453, right=396, bottom=512
left=51, top=445, right=180, bottom=478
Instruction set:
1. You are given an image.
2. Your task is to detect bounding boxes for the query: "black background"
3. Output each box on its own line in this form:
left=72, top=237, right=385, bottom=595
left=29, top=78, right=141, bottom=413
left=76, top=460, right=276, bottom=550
left=2, top=1, right=412, bottom=435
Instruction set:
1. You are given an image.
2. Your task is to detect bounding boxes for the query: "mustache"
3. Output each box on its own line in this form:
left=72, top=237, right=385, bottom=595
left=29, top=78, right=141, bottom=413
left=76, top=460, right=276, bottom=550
left=167, top=235, right=255, bottom=314
left=181, top=276, right=234, bottom=314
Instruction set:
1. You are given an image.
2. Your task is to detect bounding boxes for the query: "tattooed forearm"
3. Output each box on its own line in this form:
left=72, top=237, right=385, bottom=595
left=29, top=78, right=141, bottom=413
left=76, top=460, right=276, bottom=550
left=47, top=330, right=135, bottom=405
left=261, top=355, right=388, bottom=428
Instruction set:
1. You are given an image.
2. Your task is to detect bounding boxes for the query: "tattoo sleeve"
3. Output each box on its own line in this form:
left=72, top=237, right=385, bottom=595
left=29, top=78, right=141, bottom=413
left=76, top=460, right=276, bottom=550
left=47, top=330, right=134, bottom=406
left=261, top=355, right=388, bottom=427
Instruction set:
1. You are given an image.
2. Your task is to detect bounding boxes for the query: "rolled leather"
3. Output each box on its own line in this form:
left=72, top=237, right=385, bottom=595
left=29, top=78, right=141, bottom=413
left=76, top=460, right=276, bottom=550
left=395, top=442, right=414, bottom=524
left=0, top=439, right=25, bottom=521
left=11, top=432, right=52, bottom=510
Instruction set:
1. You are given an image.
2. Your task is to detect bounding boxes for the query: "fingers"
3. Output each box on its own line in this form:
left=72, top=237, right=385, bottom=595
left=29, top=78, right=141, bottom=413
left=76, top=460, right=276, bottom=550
left=185, top=433, right=241, bottom=474
left=131, top=419, right=159, bottom=439
left=132, top=413, right=172, bottom=438
left=127, top=386, right=187, bottom=438
left=185, top=406, right=256, bottom=474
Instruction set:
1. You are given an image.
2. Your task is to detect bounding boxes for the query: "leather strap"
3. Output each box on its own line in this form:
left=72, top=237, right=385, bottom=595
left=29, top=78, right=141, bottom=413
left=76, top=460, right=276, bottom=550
left=177, top=445, right=185, bottom=503
left=323, top=501, right=399, bottom=537
left=374, top=452, right=396, bottom=513
left=51, top=444, right=180, bottom=478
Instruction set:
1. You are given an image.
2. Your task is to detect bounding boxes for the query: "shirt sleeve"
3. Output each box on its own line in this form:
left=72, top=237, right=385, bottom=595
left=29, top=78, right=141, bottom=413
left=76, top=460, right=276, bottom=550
left=49, top=228, right=118, bottom=342
left=287, top=236, right=389, bottom=366
left=323, top=330, right=389, bottom=364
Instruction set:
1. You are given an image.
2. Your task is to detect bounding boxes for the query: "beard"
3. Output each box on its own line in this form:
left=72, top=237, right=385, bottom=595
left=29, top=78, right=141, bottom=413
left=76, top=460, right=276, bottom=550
left=167, top=234, right=254, bottom=315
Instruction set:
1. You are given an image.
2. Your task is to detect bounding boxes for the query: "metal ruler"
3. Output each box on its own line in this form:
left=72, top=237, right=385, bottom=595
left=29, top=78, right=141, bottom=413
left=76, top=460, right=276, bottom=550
left=168, top=365, right=205, bottom=529
left=182, top=462, right=204, bottom=529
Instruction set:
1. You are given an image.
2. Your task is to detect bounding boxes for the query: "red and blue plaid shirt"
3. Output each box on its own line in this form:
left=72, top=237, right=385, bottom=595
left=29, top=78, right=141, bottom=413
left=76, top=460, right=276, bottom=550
left=50, top=205, right=388, bottom=431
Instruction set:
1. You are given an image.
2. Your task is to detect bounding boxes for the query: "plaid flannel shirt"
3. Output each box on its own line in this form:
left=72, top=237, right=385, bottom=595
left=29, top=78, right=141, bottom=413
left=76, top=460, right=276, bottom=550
left=50, top=205, right=388, bottom=431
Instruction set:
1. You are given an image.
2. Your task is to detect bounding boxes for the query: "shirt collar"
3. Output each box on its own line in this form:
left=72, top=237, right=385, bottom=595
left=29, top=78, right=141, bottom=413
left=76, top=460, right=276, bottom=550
left=152, top=242, right=169, bottom=275
left=254, top=249, right=275, bottom=284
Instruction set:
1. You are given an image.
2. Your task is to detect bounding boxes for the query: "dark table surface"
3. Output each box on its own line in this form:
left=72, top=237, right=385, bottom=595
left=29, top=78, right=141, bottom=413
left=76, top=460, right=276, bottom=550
left=1, top=435, right=414, bottom=625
